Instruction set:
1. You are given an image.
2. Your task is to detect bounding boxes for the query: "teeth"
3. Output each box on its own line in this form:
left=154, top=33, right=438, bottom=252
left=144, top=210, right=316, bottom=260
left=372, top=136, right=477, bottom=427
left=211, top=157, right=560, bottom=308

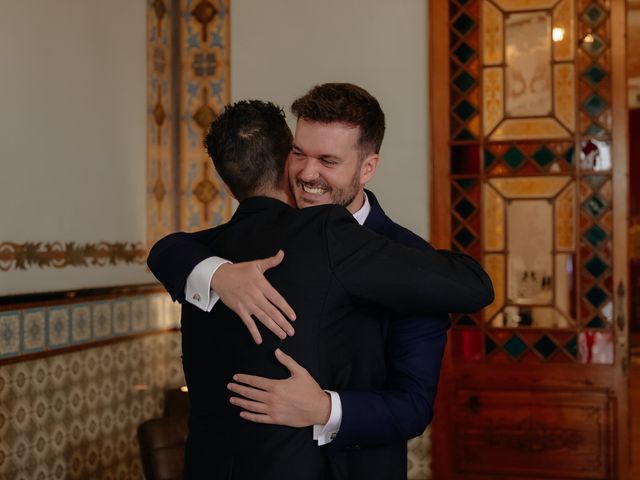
left=302, top=185, right=326, bottom=195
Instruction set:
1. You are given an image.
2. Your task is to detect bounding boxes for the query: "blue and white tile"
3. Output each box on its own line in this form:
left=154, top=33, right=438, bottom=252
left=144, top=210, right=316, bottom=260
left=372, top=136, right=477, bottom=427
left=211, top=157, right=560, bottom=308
left=148, top=296, right=164, bottom=330
left=70, top=305, right=91, bottom=344
left=165, top=297, right=181, bottom=328
left=131, top=297, right=148, bottom=332
left=47, top=307, right=70, bottom=348
left=22, top=310, right=46, bottom=352
left=0, top=313, right=21, bottom=358
left=92, top=303, right=112, bottom=339
left=112, top=301, right=130, bottom=335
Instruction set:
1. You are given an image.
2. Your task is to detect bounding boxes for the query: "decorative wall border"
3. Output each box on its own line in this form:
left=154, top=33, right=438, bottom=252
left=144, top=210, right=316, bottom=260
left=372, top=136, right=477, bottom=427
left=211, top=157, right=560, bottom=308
left=0, top=241, right=145, bottom=271
left=0, top=290, right=179, bottom=362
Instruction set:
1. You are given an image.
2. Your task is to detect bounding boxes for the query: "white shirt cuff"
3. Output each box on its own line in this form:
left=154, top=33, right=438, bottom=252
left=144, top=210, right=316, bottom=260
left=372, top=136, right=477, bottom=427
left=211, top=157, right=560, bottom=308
left=312, top=391, right=342, bottom=446
left=184, top=257, right=231, bottom=312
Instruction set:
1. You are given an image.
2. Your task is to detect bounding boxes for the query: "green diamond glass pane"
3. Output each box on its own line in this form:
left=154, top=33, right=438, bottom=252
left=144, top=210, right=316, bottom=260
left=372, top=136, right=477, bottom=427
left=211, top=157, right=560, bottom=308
left=583, top=224, right=607, bottom=247
left=504, top=146, right=526, bottom=169
left=585, top=123, right=606, bottom=137
left=585, top=255, right=608, bottom=278
left=533, top=146, right=555, bottom=168
left=453, top=42, right=475, bottom=64
left=582, top=65, right=607, bottom=87
left=454, top=226, right=475, bottom=248
left=534, top=335, right=557, bottom=359
left=583, top=3, right=606, bottom=27
left=486, top=336, right=497, bottom=355
left=583, top=94, right=607, bottom=117
left=584, top=175, right=608, bottom=190
left=565, top=336, right=578, bottom=358
left=504, top=335, right=527, bottom=359
left=564, top=146, right=575, bottom=165
left=453, top=13, right=475, bottom=35
left=586, top=286, right=608, bottom=308
left=453, top=71, right=476, bottom=93
left=455, top=128, right=475, bottom=141
left=582, top=194, right=607, bottom=218
left=587, top=315, right=606, bottom=328
left=457, top=0, right=470, bottom=6
left=455, top=178, right=478, bottom=191
left=582, top=33, right=606, bottom=57
left=457, top=315, right=476, bottom=326
left=484, top=149, right=496, bottom=168
left=454, top=100, right=477, bottom=121
left=454, top=198, right=476, bottom=219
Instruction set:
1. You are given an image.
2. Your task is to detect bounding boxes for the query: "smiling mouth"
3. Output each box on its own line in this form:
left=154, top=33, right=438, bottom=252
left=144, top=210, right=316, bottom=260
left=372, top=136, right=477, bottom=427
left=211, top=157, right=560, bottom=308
left=300, top=183, right=329, bottom=196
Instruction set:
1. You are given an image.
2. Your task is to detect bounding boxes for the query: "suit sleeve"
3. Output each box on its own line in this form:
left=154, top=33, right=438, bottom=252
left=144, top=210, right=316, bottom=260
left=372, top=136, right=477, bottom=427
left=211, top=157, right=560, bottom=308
left=147, top=229, right=218, bottom=302
left=331, top=314, right=449, bottom=449
left=325, top=206, right=494, bottom=314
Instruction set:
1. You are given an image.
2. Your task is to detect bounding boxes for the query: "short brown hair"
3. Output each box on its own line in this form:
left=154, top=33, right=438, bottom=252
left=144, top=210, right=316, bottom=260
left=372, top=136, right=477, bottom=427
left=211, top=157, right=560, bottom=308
left=291, top=83, right=385, bottom=156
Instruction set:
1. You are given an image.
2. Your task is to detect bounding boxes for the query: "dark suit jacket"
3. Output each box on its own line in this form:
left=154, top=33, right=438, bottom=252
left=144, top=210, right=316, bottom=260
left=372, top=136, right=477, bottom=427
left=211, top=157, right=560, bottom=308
left=148, top=194, right=493, bottom=480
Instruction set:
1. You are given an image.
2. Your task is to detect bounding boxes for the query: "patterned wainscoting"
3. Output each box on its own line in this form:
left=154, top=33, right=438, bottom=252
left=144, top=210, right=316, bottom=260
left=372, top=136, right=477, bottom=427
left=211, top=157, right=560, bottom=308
left=0, top=293, right=184, bottom=480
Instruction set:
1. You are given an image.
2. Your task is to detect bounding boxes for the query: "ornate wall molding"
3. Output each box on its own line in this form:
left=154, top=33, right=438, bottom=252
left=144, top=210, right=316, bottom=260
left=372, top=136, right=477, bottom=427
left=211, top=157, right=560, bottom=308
left=0, top=241, right=146, bottom=272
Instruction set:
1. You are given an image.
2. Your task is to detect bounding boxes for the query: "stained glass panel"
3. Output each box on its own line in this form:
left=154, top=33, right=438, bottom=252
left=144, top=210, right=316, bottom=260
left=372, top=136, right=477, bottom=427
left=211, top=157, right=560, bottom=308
left=505, top=11, right=552, bottom=117
left=489, top=176, right=570, bottom=198
left=483, top=186, right=504, bottom=250
left=484, top=254, right=505, bottom=320
left=555, top=184, right=575, bottom=250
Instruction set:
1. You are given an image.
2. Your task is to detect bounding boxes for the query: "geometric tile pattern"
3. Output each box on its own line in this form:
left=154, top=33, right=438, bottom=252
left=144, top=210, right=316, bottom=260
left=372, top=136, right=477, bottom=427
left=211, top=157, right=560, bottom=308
left=0, top=331, right=184, bottom=479
left=483, top=142, right=575, bottom=176
left=451, top=178, right=481, bottom=261
left=578, top=1, right=612, bottom=139
left=449, top=0, right=614, bottom=363
left=484, top=331, right=579, bottom=362
left=147, top=0, right=178, bottom=248
left=178, top=0, right=233, bottom=231
left=0, top=293, right=180, bottom=361
left=449, top=0, right=480, bottom=142
left=147, top=0, right=234, bottom=248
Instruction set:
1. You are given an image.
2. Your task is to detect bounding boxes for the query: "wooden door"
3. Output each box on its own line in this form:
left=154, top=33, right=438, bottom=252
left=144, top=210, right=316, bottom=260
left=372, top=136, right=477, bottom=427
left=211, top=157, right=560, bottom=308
left=429, top=0, right=630, bottom=478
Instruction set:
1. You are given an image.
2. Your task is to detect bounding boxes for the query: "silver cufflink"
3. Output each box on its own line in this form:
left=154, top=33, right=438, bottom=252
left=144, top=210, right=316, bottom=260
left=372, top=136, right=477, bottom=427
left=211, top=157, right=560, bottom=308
left=193, top=293, right=201, bottom=302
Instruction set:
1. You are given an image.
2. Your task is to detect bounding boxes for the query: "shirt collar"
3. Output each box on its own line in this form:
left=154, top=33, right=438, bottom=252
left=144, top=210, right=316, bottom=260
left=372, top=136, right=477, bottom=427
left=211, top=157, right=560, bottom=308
left=352, top=192, right=371, bottom=226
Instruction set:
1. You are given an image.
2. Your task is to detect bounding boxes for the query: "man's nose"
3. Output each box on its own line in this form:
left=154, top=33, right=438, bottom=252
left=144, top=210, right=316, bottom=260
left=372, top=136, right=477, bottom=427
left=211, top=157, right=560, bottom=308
left=298, top=157, right=320, bottom=181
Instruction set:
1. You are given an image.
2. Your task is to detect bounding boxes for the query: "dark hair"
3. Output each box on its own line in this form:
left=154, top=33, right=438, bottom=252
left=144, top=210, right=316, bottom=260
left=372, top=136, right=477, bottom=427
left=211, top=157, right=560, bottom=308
left=204, top=100, right=292, bottom=201
left=291, top=83, right=385, bottom=156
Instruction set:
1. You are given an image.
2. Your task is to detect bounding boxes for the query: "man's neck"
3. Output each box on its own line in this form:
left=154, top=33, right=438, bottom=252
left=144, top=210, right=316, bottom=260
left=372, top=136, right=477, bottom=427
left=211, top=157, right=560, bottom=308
left=249, top=186, right=295, bottom=207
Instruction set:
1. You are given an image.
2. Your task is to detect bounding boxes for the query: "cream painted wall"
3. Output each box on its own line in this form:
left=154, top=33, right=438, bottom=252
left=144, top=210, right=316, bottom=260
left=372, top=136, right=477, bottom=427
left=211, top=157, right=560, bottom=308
left=0, top=0, right=152, bottom=294
left=230, top=0, right=429, bottom=239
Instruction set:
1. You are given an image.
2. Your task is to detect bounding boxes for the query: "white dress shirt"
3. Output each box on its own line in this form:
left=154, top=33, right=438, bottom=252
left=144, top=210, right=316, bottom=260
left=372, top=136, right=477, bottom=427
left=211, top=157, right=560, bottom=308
left=184, top=192, right=371, bottom=445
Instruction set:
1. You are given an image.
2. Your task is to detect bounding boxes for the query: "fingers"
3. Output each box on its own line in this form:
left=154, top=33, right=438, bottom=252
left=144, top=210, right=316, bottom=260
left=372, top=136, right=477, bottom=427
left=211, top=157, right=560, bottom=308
left=257, top=250, right=285, bottom=273
left=274, top=348, right=303, bottom=374
left=229, top=395, right=269, bottom=413
left=251, top=307, right=290, bottom=339
left=231, top=373, right=273, bottom=391
left=238, top=411, right=274, bottom=425
left=238, top=312, right=262, bottom=344
left=262, top=282, right=296, bottom=322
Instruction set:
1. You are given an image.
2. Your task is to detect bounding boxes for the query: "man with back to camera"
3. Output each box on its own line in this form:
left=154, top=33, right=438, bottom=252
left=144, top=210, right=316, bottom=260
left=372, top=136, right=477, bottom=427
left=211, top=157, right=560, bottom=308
left=148, top=84, right=494, bottom=479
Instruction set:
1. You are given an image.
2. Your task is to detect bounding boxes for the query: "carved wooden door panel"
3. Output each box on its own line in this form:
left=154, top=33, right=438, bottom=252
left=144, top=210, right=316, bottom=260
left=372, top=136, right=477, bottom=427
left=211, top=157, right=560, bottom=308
left=429, top=0, right=629, bottom=478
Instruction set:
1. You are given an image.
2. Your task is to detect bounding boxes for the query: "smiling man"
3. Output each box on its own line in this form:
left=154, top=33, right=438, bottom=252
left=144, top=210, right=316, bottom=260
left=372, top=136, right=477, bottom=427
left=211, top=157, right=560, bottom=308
left=148, top=83, right=493, bottom=479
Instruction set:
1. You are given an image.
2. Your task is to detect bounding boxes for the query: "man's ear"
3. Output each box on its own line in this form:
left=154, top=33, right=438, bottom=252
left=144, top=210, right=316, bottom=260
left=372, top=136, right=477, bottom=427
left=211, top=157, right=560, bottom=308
left=359, top=153, right=379, bottom=185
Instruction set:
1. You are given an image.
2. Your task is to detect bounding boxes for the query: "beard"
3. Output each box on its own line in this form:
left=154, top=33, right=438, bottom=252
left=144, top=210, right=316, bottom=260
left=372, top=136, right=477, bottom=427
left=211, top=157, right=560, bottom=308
left=291, top=169, right=361, bottom=209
